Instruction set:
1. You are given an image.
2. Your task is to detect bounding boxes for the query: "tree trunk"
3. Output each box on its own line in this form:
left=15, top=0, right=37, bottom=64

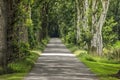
left=75, top=0, right=81, bottom=43
left=41, top=2, right=49, bottom=39
left=0, top=0, right=7, bottom=71
left=91, top=0, right=110, bottom=55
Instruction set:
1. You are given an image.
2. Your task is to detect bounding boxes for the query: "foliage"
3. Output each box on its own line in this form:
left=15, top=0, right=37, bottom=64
left=108, top=48, right=120, bottom=61
left=80, top=29, right=93, bottom=49
left=67, top=44, right=120, bottom=80
left=103, top=41, right=120, bottom=61
left=7, top=51, right=39, bottom=73
left=0, top=50, right=40, bottom=80
left=113, top=41, right=120, bottom=49
left=103, top=17, right=118, bottom=46
left=19, top=42, right=30, bottom=58
left=0, top=0, right=50, bottom=74
left=107, top=0, right=120, bottom=40
left=66, top=27, right=76, bottom=44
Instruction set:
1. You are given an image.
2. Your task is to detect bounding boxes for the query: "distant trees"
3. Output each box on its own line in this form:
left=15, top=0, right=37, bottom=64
left=47, top=0, right=111, bottom=56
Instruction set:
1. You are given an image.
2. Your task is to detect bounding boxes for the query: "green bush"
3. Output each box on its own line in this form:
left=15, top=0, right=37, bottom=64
left=65, top=27, right=76, bottom=44
left=103, top=41, right=120, bottom=61
left=19, top=42, right=30, bottom=57
left=103, top=17, right=118, bottom=46
left=7, top=51, right=39, bottom=73
left=42, top=38, right=49, bottom=45
left=107, top=48, right=120, bottom=61
left=113, top=41, right=120, bottom=48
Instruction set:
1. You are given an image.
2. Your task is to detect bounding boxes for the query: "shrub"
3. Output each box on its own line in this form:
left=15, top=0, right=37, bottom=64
left=19, top=42, right=30, bottom=58
left=107, top=48, right=120, bottom=61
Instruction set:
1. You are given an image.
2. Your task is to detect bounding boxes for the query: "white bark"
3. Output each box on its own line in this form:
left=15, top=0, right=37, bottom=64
left=75, top=0, right=110, bottom=55
left=91, top=0, right=110, bottom=55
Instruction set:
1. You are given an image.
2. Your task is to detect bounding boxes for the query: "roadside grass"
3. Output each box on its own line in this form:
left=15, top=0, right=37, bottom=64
left=80, top=57, right=120, bottom=80
left=66, top=44, right=120, bottom=80
left=0, top=73, right=26, bottom=80
left=0, top=50, right=40, bottom=80
left=0, top=38, right=49, bottom=80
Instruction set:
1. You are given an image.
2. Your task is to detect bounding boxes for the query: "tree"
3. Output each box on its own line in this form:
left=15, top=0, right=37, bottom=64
left=0, top=0, right=7, bottom=71
left=75, top=0, right=110, bottom=55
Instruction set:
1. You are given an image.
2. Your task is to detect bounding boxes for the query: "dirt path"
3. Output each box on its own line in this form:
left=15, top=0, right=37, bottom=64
left=24, top=38, right=98, bottom=80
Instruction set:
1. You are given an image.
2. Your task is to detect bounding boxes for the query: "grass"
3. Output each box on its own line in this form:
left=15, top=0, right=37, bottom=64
left=0, top=38, right=49, bottom=80
left=0, top=73, right=26, bottom=80
left=66, top=43, right=120, bottom=80
left=80, top=58, right=120, bottom=80
left=0, top=50, right=41, bottom=80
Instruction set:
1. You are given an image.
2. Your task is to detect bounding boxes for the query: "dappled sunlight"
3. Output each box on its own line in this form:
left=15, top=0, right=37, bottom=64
left=24, top=38, right=98, bottom=80
left=41, top=53, right=75, bottom=57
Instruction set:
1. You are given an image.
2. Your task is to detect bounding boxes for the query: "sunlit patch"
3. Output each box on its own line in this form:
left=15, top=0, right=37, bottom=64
left=41, top=53, right=75, bottom=57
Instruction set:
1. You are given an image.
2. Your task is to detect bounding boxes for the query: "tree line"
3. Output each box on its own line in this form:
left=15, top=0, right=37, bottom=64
left=0, top=0, right=120, bottom=73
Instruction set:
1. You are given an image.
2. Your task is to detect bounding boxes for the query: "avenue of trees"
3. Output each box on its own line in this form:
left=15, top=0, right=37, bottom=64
left=0, top=0, right=120, bottom=75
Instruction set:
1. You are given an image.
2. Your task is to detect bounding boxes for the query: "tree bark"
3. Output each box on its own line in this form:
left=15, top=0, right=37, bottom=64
left=75, top=0, right=81, bottom=43
left=91, top=0, right=110, bottom=55
left=0, top=0, right=7, bottom=71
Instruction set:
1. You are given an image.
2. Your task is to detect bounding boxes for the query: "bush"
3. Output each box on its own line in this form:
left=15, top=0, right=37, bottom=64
left=103, top=17, right=118, bottom=46
left=104, top=41, right=120, bottom=61
left=113, top=41, right=120, bottom=48
left=19, top=42, right=30, bottom=58
left=65, top=27, right=76, bottom=44
left=7, top=51, right=39, bottom=73
left=107, top=48, right=120, bottom=61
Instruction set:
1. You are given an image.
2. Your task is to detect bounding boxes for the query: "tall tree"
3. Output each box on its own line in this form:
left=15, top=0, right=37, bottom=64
left=75, top=0, right=110, bottom=55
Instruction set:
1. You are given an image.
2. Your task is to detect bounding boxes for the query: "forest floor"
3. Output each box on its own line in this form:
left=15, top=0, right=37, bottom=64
left=24, top=38, right=98, bottom=80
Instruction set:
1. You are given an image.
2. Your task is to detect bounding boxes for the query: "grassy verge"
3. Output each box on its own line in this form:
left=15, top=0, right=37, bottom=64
left=0, top=50, right=40, bottom=80
left=66, top=44, right=120, bottom=80
left=0, top=38, right=49, bottom=80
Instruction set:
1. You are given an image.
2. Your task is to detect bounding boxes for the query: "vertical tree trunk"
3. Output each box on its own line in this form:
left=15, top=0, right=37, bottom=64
left=75, top=0, right=81, bottom=43
left=41, top=2, right=49, bottom=39
left=83, top=0, right=89, bottom=29
left=0, top=0, right=7, bottom=71
left=91, top=0, right=110, bottom=55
